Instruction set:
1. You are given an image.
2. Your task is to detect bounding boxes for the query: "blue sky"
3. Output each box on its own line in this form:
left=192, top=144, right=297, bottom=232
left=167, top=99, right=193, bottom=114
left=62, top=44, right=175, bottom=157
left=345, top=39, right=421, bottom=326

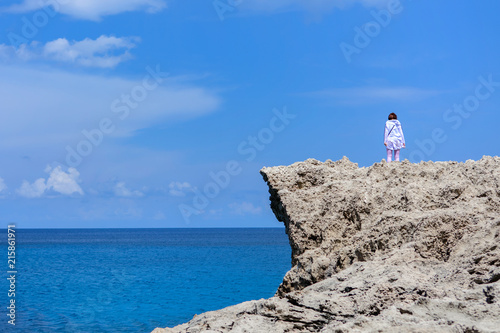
left=0, top=0, right=499, bottom=228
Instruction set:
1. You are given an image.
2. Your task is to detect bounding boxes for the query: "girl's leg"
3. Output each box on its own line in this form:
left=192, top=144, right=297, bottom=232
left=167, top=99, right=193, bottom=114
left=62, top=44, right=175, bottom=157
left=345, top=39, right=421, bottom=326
left=386, top=149, right=392, bottom=162
left=394, top=149, right=400, bottom=161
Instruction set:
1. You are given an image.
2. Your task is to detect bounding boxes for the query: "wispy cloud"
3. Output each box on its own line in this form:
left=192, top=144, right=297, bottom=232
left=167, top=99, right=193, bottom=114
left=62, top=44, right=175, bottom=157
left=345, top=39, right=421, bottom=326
left=0, top=64, right=220, bottom=150
left=2, top=0, right=166, bottom=21
left=308, top=86, right=442, bottom=105
left=0, top=45, right=12, bottom=60
left=168, top=182, right=195, bottom=197
left=0, top=178, right=8, bottom=194
left=228, top=202, right=262, bottom=215
left=17, top=166, right=84, bottom=198
left=114, top=182, right=144, bottom=197
left=0, top=35, right=139, bottom=68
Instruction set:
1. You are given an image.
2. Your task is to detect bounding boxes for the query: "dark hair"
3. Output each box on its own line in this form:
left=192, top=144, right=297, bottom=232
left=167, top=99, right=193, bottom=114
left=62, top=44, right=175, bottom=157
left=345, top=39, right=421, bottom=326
left=388, top=113, right=397, bottom=120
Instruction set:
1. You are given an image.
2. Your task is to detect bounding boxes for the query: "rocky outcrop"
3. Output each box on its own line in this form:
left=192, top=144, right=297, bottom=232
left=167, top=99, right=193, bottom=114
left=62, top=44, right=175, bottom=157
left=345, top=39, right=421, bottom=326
left=152, top=157, right=500, bottom=332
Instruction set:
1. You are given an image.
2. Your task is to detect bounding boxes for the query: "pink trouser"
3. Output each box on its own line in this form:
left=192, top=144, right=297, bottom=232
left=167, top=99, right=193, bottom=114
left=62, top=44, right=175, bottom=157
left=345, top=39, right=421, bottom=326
left=387, top=149, right=400, bottom=162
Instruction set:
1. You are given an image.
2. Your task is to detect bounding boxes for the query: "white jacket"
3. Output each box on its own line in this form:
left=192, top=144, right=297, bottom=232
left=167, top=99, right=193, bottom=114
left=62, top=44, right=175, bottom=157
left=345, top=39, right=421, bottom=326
left=384, top=120, right=405, bottom=150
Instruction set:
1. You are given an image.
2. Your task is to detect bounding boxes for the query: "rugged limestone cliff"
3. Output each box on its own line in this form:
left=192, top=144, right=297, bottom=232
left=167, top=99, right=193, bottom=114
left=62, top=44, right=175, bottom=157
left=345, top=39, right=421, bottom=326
left=153, top=157, right=500, bottom=333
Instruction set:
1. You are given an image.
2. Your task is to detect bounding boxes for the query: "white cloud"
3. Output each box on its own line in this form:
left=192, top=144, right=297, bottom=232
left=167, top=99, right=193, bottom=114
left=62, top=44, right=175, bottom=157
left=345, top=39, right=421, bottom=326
left=169, top=182, right=195, bottom=197
left=17, top=166, right=83, bottom=198
left=2, top=0, right=166, bottom=21
left=308, top=86, right=442, bottom=105
left=0, top=35, right=139, bottom=68
left=17, top=178, right=46, bottom=198
left=228, top=202, right=262, bottom=215
left=44, top=36, right=138, bottom=67
left=46, top=166, right=84, bottom=195
left=238, top=0, right=393, bottom=14
left=114, top=182, right=144, bottom=197
left=0, top=43, right=35, bottom=61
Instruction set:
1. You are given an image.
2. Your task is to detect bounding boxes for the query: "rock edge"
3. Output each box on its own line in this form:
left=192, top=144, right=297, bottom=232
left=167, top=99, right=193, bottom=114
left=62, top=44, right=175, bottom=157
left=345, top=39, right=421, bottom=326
left=152, top=156, right=500, bottom=332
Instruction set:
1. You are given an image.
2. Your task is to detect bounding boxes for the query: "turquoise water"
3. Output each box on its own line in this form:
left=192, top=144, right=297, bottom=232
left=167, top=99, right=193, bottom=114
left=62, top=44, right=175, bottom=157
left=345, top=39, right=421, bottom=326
left=0, top=228, right=291, bottom=332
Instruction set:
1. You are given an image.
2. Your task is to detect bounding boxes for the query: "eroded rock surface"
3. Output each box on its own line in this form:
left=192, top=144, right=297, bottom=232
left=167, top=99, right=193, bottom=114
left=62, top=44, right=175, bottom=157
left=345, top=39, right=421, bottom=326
left=152, top=157, right=500, bottom=332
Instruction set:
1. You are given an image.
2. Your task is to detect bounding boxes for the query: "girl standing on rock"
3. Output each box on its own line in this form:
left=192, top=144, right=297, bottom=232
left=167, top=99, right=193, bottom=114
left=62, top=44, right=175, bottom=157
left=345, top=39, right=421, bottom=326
left=384, top=113, right=405, bottom=162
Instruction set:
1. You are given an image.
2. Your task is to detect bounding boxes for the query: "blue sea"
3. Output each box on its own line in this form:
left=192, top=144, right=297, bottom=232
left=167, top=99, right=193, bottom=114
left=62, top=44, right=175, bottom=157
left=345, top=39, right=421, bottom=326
left=0, top=228, right=291, bottom=332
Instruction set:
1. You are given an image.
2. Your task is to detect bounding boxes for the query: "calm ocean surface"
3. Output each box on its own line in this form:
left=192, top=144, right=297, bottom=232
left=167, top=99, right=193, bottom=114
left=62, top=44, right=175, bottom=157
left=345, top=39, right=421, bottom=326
left=0, top=228, right=291, bottom=332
